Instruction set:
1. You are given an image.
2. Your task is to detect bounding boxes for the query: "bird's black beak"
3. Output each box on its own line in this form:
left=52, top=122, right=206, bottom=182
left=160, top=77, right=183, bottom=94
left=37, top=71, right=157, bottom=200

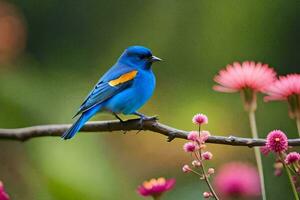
left=150, top=55, right=162, bottom=62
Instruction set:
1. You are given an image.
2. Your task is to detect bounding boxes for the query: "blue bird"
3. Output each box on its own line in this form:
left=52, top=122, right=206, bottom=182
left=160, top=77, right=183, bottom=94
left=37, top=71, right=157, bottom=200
left=62, top=46, right=161, bottom=139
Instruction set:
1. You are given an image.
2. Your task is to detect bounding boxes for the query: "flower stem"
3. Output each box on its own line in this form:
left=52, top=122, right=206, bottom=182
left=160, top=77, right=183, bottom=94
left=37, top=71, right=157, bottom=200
left=282, top=159, right=299, bottom=200
left=248, top=111, right=266, bottom=200
left=153, top=195, right=161, bottom=200
left=296, top=117, right=300, bottom=137
left=198, top=151, right=219, bottom=200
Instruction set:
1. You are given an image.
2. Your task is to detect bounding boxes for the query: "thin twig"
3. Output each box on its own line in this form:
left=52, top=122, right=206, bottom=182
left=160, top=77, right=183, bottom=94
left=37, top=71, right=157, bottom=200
left=0, top=118, right=299, bottom=147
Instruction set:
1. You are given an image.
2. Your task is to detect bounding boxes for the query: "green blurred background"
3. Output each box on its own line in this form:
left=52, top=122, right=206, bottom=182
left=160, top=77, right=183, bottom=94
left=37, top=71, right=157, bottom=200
left=0, top=0, right=299, bottom=199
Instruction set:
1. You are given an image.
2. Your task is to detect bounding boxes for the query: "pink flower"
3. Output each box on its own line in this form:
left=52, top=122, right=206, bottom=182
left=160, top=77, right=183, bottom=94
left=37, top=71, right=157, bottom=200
left=274, top=161, right=283, bottom=177
left=213, top=162, right=261, bottom=198
left=264, top=74, right=300, bottom=118
left=191, top=160, right=201, bottom=167
left=260, top=146, right=270, bottom=156
left=292, top=176, right=298, bottom=184
left=266, top=130, right=288, bottom=153
left=213, top=61, right=276, bottom=111
left=192, top=113, right=208, bottom=125
left=187, top=131, right=211, bottom=144
left=137, top=177, right=175, bottom=198
left=208, top=168, right=215, bottom=175
left=183, top=142, right=198, bottom=152
left=285, top=152, right=300, bottom=165
left=274, top=168, right=282, bottom=177
left=202, top=151, right=213, bottom=160
left=187, top=131, right=199, bottom=142
left=213, top=61, right=276, bottom=93
left=264, top=74, right=300, bottom=101
left=200, top=130, right=210, bottom=142
left=182, top=165, right=192, bottom=173
left=203, top=192, right=212, bottom=198
left=0, top=182, right=9, bottom=200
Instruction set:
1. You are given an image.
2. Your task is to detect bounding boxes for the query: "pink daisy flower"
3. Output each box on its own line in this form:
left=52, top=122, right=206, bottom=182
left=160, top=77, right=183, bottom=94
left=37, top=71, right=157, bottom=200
left=213, top=162, right=261, bottom=199
left=213, top=61, right=276, bottom=111
left=265, top=130, right=288, bottom=153
left=137, top=177, right=175, bottom=198
left=285, top=152, right=300, bottom=165
left=213, top=61, right=276, bottom=93
left=264, top=74, right=300, bottom=119
left=0, top=181, right=9, bottom=200
left=264, top=74, right=300, bottom=101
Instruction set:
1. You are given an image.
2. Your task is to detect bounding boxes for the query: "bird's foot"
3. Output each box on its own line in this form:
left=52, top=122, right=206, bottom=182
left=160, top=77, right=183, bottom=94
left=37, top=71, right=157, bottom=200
left=140, top=115, right=158, bottom=121
left=113, top=113, right=125, bottom=123
left=137, top=115, right=158, bottom=131
left=132, top=112, right=158, bottom=134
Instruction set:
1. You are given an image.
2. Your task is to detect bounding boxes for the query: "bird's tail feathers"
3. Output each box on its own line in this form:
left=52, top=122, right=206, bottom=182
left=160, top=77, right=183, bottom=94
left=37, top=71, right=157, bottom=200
left=61, top=104, right=101, bottom=140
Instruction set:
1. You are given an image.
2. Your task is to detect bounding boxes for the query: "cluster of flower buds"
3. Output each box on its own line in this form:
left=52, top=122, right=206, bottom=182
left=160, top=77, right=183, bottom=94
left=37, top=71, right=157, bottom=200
left=182, top=129, right=213, bottom=174
left=183, top=130, right=210, bottom=153
left=182, top=114, right=217, bottom=199
left=261, top=130, right=300, bottom=193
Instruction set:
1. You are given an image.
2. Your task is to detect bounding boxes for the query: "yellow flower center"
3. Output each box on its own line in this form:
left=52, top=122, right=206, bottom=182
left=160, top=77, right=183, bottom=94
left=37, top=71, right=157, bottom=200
left=142, top=177, right=166, bottom=189
left=143, top=181, right=153, bottom=190
left=157, top=177, right=166, bottom=185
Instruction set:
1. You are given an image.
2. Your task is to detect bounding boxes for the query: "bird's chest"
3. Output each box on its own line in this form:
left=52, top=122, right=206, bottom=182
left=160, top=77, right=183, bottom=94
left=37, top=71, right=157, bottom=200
left=131, top=70, right=156, bottom=98
left=118, top=70, right=155, bottom=114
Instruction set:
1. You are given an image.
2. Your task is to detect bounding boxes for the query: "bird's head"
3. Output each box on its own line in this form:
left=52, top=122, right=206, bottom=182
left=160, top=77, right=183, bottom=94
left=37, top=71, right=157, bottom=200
left=118, top=46, right=162, bottom=69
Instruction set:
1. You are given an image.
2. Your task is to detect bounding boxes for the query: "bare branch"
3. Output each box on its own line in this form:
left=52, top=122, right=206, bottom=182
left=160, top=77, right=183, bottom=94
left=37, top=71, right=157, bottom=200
left=0, top=118, right=299, bottom=147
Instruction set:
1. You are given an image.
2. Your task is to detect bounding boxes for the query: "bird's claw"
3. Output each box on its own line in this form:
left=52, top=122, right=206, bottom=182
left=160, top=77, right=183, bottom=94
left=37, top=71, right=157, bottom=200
left=141, top=115, right=158, bottom=121
left=138, top=115, right=158, bottom=127
left=135, top=115, right=158, bottom=134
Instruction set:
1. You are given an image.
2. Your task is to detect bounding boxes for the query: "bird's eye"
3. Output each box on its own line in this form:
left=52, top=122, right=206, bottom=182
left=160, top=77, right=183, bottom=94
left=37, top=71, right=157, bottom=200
left=138, top=55, right=147, bottom=59
left=139, top=54, right=151, bottom=60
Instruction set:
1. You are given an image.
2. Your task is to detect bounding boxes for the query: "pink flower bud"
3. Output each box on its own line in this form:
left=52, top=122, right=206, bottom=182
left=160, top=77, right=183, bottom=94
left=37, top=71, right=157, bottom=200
left=182, top=165, right=192, bottom=173
left=260, top=146, right=270, bottom=156
left=208, top=168, right=215, bottom=175
left=274, top=168, right=282, bottom=176
left=187, top=131, right=199, bottom=141
left=203, top=192, right=212, bottom=198
left=202, top=151, right=213, bottom=160
left=192, top=160, right=201, bottom=167
left=292, top=176, right=298, bottom=184
left=285, top=152, right=300, bottom=165
left=183, top=142, right=198, bottom=152
left=200, top=130, right=210, bottom=142
left=192, top=113, right=208, bottom=125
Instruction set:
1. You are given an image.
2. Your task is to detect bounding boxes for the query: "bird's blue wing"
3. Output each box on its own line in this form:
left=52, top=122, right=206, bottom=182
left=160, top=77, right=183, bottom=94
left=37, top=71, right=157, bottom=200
left=73, top=65, right=137, bottom=117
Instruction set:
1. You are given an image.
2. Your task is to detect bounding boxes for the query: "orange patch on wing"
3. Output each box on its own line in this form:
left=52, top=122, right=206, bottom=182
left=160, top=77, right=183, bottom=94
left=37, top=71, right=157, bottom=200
left=109, top=70, right=138, bottom=86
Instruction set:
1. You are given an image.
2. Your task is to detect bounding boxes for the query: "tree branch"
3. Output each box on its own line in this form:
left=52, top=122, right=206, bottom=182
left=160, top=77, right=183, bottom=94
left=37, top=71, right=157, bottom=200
left=0, top=118, right=299, bottom=147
